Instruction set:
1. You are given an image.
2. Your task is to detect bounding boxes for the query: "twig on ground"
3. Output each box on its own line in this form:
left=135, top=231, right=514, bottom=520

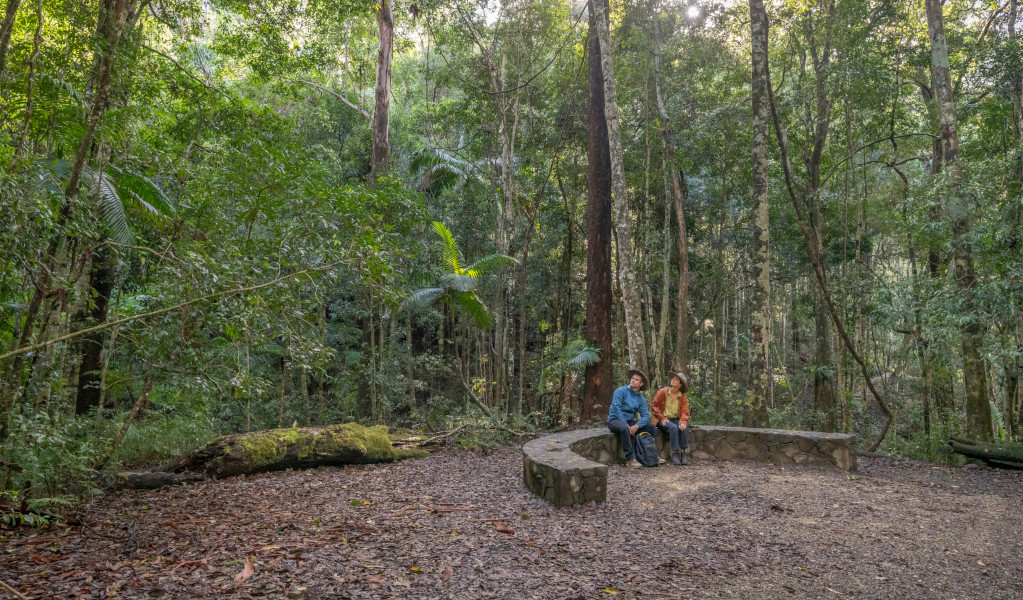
left=0, top=579, right=28, bottom=600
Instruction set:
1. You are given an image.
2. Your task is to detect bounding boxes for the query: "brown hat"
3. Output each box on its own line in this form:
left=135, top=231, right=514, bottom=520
left=627, top=369, right=648, bottom=391
left=670, top=372, right=689, bottom=393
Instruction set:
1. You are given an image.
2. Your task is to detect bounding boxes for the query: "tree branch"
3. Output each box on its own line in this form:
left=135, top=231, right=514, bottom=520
left=289, top=78, right=372, bottom=122
left=0, top=259, right=350, bottom=363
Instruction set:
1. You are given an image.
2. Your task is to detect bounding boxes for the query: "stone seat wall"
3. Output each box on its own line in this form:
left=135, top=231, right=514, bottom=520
left=523, top=425, right=856, bottom=507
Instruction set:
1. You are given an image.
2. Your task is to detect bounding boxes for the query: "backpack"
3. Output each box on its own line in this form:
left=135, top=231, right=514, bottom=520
left=632, top=431, right=660, bottom=467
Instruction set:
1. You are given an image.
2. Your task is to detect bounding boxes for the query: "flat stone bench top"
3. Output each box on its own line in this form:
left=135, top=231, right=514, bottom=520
left=522, top=425, right=856, bottom=507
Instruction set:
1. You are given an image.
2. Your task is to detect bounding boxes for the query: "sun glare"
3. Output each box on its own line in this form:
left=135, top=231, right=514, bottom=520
left=687, top=5, right=700, bottom=19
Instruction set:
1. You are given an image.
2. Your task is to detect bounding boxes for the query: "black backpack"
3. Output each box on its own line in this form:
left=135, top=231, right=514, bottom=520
left=632, top=431, right=660, bottom=467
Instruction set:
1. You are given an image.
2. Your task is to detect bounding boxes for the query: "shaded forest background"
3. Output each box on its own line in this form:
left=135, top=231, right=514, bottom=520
left=0, top=0, right=1021, bottom=510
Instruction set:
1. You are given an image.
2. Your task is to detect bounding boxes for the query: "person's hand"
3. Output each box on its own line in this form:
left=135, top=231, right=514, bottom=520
left=629, top=424, right=639, bottom=435
left=679, top=422, right=687, bottom=431
left=660, top=419, right=669, bottom=427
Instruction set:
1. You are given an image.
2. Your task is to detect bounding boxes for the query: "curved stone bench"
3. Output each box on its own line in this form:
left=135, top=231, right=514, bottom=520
left=523, top=425, right=856, bottom=506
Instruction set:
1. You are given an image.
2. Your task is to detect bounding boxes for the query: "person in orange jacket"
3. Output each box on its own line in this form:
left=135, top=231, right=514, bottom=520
left=651, top=371, right=691, bottom=466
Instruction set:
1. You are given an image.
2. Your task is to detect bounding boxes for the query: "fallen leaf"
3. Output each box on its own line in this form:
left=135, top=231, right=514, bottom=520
left=365, top=574, right=385, bottom=585
left=410, top=567, right=421, bottom=572
left=493, top=522, right=515, bottom=535
left=604, top=587, right=618, bottom=594
left=331, top=573, right=345, bottom=584
left=234, top=557, right=254, bottom=584
left=978, top=561, right=987, bottom=567
left=442, top=564, right=453, bottom=584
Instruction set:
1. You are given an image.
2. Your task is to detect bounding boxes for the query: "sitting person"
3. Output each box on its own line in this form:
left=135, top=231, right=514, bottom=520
left=607, top=369, right=657, bottom=468
left=651, top=371, right=692, bottom=466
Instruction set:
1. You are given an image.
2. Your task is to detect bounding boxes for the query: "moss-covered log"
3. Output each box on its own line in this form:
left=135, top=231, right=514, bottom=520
left=948, top=439, right=1023, bottom=468
left=167, top=423, right=426, bottom=478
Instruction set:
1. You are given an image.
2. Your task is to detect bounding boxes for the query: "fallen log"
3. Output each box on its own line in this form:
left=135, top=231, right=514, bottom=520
left=95, top=470, right=208, bottom=490
left=166, top=422, right=427, bottom=478
left=947, top=438, right=1023, bottom=468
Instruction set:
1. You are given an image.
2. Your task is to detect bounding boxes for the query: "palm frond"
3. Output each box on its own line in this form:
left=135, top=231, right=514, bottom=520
left=538, top=339, right=601, bottom=392
left=431, top=221, right=463, bottom=274
left=37, top=73, right=84, bottom=105
left=463, top=253, right=516, bottom=278
left=27, top=159, right=67, bottom=198
left=451, top=292, right=492, bottom=328
left=108, top=166, right=176, bottom=219
left=410, top=149, right=468, bottom=194
left=86, top=166, right=135, bottom=246
left=407, top=287, right=445, bottom=305
left=564, top=340, right=601, bottom=367
left=438, top=272, right=477, bottom=293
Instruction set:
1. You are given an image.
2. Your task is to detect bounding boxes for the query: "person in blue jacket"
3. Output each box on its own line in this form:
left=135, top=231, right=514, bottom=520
left=607, top=369, right=657, bottom=468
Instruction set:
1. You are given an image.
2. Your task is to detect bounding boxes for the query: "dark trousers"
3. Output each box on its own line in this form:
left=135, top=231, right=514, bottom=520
left=607, top=419, right=656, bottom=460
left=656, top=418, right=690, bottom=452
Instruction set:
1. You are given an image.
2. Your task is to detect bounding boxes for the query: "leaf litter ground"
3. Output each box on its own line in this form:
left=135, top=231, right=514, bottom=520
left=2, top=448, right=1022, bottom=599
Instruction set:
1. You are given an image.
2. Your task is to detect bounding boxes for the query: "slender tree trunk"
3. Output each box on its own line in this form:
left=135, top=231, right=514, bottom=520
left=745, top=0, right=771, bottom=427
left=517, top=221, right=532, bottom=416
left=370, top=0, right=393, bottom=181
left=93, top=376, right=154, bottom=470
left=592, top=0, right=647, bottom=375
left=582, top=0, right=614, bottom=423
left=926, top=0, right=992, bottom=441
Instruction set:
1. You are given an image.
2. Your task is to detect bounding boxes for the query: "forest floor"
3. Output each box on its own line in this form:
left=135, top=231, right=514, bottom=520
left=2, top=446, right=1022, bottom=600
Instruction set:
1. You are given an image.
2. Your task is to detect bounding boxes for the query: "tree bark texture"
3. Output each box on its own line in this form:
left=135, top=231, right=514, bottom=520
left=75, top=247, right=116, bottom=415
left=370, top=0, right=393, bottom=181
left=926, top=0, right=993, bottom=441
left=582, top=0, right=614, bottom=423
left=592, top=0, right=647, bottom=375
left=745, top=0, right=770, bottom=428
left=0, top=0, right=21, bottom=79
left=167, top=423, right=424, bottom=478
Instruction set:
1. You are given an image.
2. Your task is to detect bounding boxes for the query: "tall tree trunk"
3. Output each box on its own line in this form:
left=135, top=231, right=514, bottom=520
left=0, top=0, right=21, bottom=80
left=370, top=0, right=393, bottom=181
left=926, top=0, right=992, bottom=442
left=582, top=0, right=614, bottom=423
left=1, top=0, right=135, bottom=428
left=745, top=0, right=771, bottom=427
left=592, top=0, right=647, bottom=375
left=75, top=247, right=115, bottom=415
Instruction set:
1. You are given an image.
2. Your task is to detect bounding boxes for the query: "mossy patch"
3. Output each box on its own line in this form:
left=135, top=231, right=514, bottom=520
left=195, top=423, right=427, bottom=476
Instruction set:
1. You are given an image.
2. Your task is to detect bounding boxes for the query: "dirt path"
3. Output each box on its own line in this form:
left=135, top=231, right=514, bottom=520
left=2, top=448, right=1021, bottom=599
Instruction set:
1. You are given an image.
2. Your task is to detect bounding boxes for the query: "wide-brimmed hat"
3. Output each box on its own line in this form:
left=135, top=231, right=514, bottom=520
left=670, top=371, right=689, bottom=393
left=627, top=369, right=648, bottom=391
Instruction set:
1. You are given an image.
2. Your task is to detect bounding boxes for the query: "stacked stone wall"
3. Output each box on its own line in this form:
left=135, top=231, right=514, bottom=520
left=523, top=426, right=856, bottom=506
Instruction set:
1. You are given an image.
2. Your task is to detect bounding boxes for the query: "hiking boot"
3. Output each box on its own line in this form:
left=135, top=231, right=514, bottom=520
left=626, top=459, right=642, bottom=468
left=680, top=450, right=690, bottom=465
left=671, top=451, right=682, bottom=466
